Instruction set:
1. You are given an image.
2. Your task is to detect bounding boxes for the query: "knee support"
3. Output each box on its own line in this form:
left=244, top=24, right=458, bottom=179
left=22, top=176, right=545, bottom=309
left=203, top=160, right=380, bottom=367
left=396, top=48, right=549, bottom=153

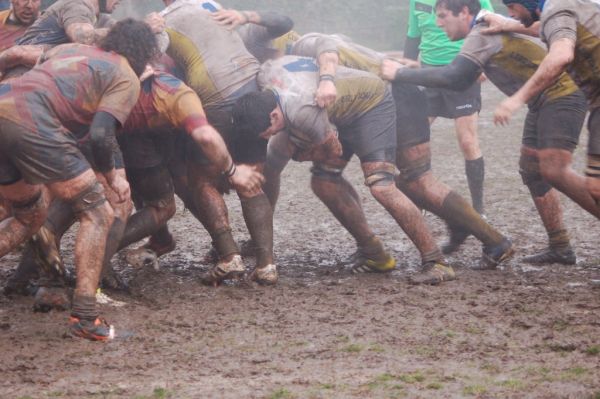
left=310, top=163, right=344, bottom=182
left=396, top=154, right=431, bottom=185
left=519, top=154, right=552, bottom=197
left=364, top=164, right=396, bottom=187
left=70, top=181, right=107, bottom=215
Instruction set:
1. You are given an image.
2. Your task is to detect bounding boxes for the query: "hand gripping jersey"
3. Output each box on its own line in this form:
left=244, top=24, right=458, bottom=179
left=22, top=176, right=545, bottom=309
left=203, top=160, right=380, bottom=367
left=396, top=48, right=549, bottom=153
left=540, top=0, right=600, bottom=108
left=161, top=0, right=260, bottom=110
left=258, top=55, right=386, bottom=147
left=122, top=72, right=208, bottom=135
left=0, top=43, right=139, bottom=140
left=461, top=23, right=579, bottom=107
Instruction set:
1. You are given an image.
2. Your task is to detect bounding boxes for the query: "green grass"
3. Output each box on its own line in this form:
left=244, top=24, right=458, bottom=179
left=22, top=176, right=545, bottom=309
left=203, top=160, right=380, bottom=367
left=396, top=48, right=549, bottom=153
left=585, top=345, right=600, bottom=355
left=267, top=388, right=294, bottom=399
left=398, top=372, right=425, bottom=384
left=463, top=385, right=487, bottom=395
left=426, top=382, right=443, bottom=390
left=496, top=379, right=524, bottom=390
left=341, top=343, right=364, bottom=353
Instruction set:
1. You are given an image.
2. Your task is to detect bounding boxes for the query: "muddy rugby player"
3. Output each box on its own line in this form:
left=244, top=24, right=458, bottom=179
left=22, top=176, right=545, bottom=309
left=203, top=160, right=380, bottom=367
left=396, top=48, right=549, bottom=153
left=382, top=0, right=589, bottom=265
left=0, top=19, right=157, bottom=340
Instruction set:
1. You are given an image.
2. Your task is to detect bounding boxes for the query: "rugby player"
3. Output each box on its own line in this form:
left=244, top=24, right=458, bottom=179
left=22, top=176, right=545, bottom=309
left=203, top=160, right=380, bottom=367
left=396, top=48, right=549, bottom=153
left=233, top=56, right=456, bottom=285
left=381, top=0, right=587, bottom=264
left=0, top=19, right=158, bottom=340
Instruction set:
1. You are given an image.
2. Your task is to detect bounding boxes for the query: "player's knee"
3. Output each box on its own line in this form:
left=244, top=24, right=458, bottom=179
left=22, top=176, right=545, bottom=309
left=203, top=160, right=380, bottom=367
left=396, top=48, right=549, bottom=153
left=12, top=190, right=47, bottom=229
left=310, top=163, right=344, bottom=183
left=70, top=181, right=113, bottom=226
left=519, top=154, right=552, bottom=197
left=396, top=155, right=431, bottom=187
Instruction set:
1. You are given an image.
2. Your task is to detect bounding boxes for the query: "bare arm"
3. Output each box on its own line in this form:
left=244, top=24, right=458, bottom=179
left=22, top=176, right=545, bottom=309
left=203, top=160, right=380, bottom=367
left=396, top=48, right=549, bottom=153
left=190, top=125, right=264, bottom=193
left=0, top=45, right=45, bottom=74
left=65, top=22, right=107, bottom=45
left=480, top=13, right=540, bottom=37
left=315, top=51, right=339, bottom=108
left=494, top=38, right=575, bottom=125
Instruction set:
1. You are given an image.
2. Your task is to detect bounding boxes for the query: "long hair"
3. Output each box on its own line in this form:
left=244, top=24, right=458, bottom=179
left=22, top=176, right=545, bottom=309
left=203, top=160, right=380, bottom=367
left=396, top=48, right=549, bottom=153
left=100, top=18, right=159, bottom=76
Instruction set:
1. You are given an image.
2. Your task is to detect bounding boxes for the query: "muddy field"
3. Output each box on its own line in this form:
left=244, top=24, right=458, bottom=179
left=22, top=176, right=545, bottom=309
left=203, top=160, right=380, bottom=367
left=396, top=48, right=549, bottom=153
left=1, top=86, right=600, bottom=399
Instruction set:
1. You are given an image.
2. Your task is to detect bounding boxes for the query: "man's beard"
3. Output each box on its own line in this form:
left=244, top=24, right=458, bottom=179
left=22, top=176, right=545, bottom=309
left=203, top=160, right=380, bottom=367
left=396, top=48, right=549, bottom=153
left=521, top=10, right=539, bottom=27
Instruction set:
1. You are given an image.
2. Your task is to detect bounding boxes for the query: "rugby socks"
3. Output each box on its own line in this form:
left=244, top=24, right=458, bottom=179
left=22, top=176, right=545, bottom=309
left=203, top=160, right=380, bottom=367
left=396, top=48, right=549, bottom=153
left=210, top=227, right=239, bottom=260
left=360, top=236, right=390, bottom=263
left=102, top=217, right=126, bottom=278
left=240, top=193, right=274, bottom=268
left=421, top=248, right=444, bottom=265
left=465, top=157, right=485, bottom=214
left=71, top=294, right=97, bottom=320
left=439, top=191, right=504, bottom=247
left=548, top=229, right=571, bottom=251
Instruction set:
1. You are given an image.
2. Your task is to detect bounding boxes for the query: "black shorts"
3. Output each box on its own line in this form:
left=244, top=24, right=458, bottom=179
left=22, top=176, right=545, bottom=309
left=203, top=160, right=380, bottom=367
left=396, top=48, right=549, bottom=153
left=338, top=87, right=397, bottom=163
left=588, top=107, right=600, bottom=156
left=126, top=164, right=175, bottom=207
left=391, top=81, right=431, bottom=149
left=422, top=63, right=481, bottom=119
left=0, top=117, right=90, bottom=185
left=522, top=91, right=587, bottom=151
left=188, top=79, right=267, bottom=165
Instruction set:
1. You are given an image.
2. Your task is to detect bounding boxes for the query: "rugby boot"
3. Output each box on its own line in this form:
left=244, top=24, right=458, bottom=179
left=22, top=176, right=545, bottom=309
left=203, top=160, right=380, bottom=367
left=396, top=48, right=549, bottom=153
left=31, top=226, right=65, bottom=278
left=522, top=246, right=576, bottom=265
left=409, top=261, right=456, bottom=285
left=441, top=225, right=471, bottom=255
left=351, top=250, right=396, bottom=273
left=33, top=286, right=69, bottom=312
left=69, top=316, right=114, bottom=341
left=249, top=264, right=278, bottom=285
left=475, top=238, right=514, bottom=270
left=124, top=247, right=159, bottom=270
left=200, top=254, right=245, bottom=286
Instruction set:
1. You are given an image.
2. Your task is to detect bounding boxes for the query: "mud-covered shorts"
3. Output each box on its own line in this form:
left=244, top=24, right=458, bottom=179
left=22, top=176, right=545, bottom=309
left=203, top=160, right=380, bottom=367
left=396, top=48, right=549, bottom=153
left=522, top=91, right=587, bottom=151
left=391, top=81, right=431, bottom=149
left=0, top=117, right=90, bottom=185
left=187, top=79, right=268, bottom=165
left=421, top=63, right=481, bottom=119
left=338, top=86, right=397, bottom=163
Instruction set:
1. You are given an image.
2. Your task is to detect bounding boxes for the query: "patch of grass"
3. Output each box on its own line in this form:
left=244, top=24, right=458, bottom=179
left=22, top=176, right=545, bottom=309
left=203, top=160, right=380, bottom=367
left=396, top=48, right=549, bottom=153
left=560, top=367, right=587, bottom=380
left=268, top=388, right=294, bottom=399
left=585, top=345, right=600, bottom=355
left=463, top=385, right=487, bottom=395
left=464, top=325, right=484, bottom=335
left=496, top=379, right=524, bottom=390
left=594, top=392, right=600, bottom=399
left=152, top=388, right=173, bottom=399
left=399, top=372, right=425, bottom=384
left=369, top=343, right=385, bottom=353
left=47, top=393, right=64, bottom=397
left=319, top=383, right=335, bottom=390
left=552, top=319, right=569, bottom=331
left=481, top=362, right=501, bottom=374
left=426, top=382, right=443, bottom=390
left=342, top=343, right=364, bottom=353
left=335, top=334, right=350, bottom=343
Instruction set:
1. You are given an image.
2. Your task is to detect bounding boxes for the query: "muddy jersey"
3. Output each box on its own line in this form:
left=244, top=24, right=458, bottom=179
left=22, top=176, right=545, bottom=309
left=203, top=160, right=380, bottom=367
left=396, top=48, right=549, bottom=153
left=291, top=33, right=384, bottom=76
left=0, top=44, right=139, bottom=139
left=16, top=0, right=99, bottom=46
left=460, top=23, right=578, bottom=107
left=0, top=10, right=30, bottom=51
left=161, top=0, right=259, bottom=109
left=540, top=0, right=600, bottom=108
left=122, top=72, right=208, bottom=135
left=258, top=56, right=386, bottom=146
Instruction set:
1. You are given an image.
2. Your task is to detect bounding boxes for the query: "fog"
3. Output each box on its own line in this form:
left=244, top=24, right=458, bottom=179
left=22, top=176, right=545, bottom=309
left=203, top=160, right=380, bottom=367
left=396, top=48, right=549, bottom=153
left=109, top=0, right=506, bottom=51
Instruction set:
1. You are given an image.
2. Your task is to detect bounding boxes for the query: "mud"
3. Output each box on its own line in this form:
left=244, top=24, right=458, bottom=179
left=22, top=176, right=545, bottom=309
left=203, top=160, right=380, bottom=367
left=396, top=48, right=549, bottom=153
left=1, top=86, right=600, bottom=398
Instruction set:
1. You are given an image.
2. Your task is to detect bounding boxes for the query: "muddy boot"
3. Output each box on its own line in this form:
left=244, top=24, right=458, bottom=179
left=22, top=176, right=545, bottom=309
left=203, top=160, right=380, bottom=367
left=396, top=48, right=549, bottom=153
left=522, top=246, right=576, bottom=265
left=31, top=226, right=65, bottom=278
left=200, top=254, right=246, bottom=286
left=142, top=233, right=176, bottom=258
left=100, top=267, right=128, bottom=292
left=409, top=261, right=456, bottom=285
left=125, top=248, right=159, bottom=270
left=350, top=236, right=396, bottom=274
left=475, top=238, right=514, bottom=270
left=249, top=264, right=278, bottom=285
left=33, top=286, right=70, bottom=312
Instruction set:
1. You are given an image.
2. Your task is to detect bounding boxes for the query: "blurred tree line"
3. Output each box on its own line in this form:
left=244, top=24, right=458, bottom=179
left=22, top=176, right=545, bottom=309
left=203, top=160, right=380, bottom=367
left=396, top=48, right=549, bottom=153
left=43, top=0, right=507, bottom=51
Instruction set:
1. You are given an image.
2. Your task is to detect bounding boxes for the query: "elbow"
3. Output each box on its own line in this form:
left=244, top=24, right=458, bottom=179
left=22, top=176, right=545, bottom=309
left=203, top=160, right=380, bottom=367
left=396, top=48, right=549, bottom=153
left=192, top=125, right=217, bottom=148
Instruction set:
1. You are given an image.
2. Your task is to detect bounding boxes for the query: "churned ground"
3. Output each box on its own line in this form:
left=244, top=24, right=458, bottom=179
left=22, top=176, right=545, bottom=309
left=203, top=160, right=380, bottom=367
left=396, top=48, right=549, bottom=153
left=1, top=85, right=599, bottom=399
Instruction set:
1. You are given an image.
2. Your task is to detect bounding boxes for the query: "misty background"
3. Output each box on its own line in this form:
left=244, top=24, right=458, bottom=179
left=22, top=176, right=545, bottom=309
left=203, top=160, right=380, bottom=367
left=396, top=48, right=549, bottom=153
left=41, top=0, right=507, bottom=51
